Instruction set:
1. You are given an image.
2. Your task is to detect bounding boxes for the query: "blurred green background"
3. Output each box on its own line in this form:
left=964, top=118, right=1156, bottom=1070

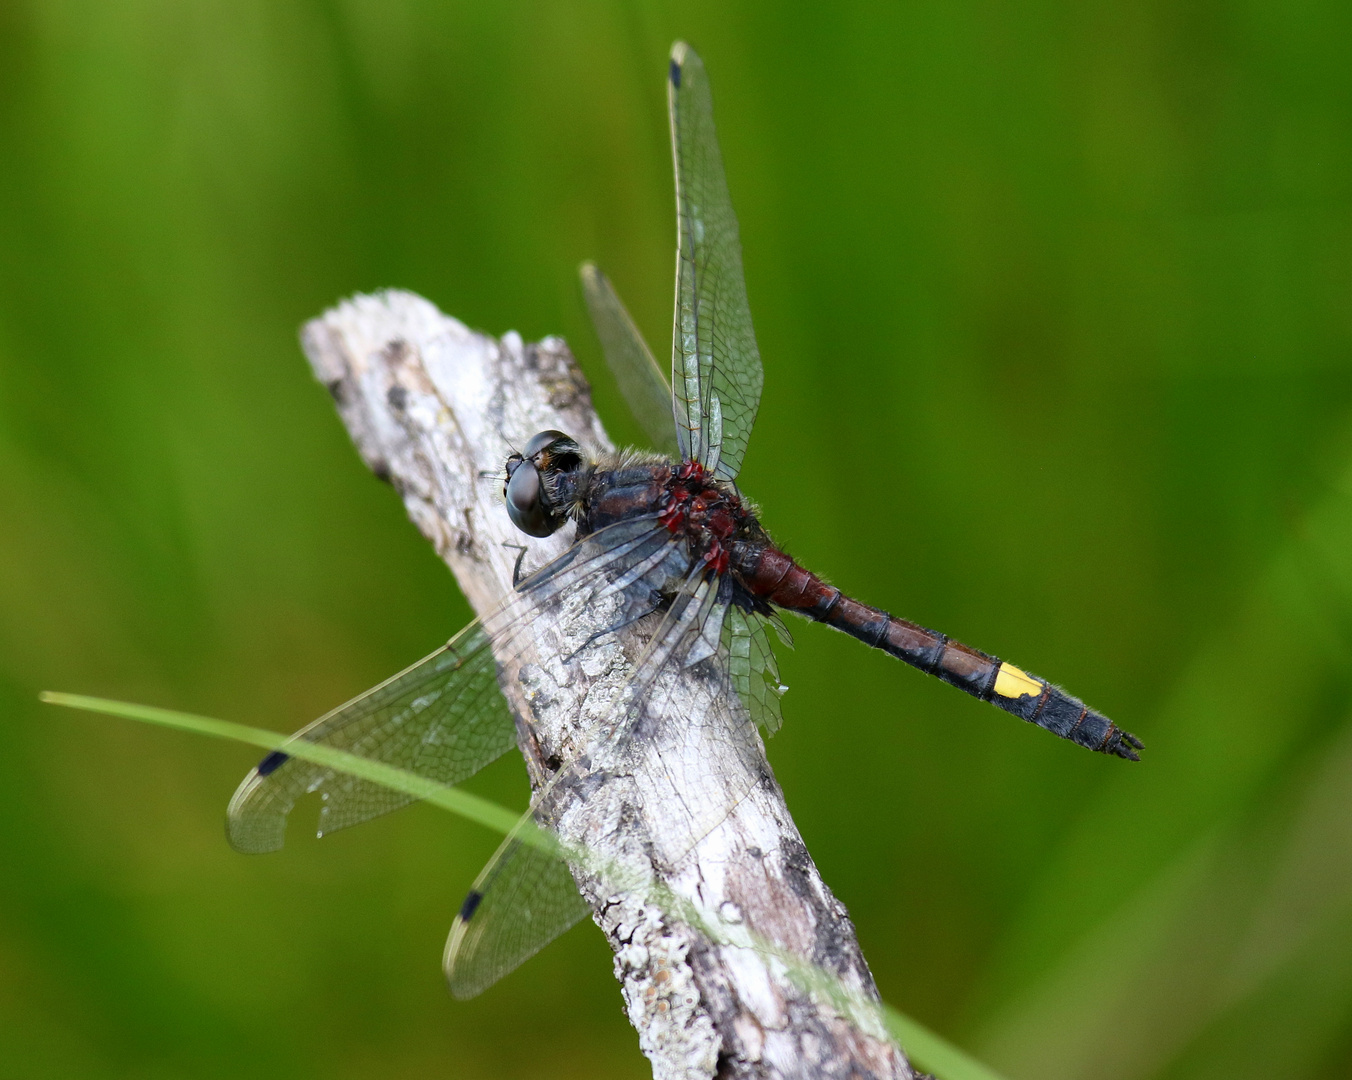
left=2, top=1, right=1351, bottom=1077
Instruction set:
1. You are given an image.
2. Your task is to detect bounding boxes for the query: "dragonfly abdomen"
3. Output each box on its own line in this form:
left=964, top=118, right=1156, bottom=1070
left=735, top=545, right=1142, bottom=760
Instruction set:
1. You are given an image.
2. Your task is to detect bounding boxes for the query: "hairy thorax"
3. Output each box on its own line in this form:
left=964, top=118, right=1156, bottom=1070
left=577, top=452, right=770, bottom=583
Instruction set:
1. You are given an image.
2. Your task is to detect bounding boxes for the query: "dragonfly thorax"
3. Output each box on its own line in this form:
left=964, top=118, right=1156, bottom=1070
left=510, top=442, right=769, bottom=585
left=657, top=459, right=754, bottom=575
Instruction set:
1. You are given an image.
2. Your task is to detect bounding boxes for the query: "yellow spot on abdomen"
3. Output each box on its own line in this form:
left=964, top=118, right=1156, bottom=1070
left=994, top=663, right=1043, bottom=700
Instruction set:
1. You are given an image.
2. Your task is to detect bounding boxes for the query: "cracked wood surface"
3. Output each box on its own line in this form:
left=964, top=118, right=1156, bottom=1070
left=301, top=289, right=917, bottom=1080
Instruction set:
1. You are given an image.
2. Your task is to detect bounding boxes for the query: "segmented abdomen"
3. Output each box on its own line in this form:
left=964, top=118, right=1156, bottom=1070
left=734, top=545, right=1141, bottom=760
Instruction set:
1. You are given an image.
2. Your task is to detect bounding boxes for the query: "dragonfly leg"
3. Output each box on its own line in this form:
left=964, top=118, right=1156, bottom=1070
left=503, top=542, right=529, bottom=587
left=562, top=598, right=663, bottom=663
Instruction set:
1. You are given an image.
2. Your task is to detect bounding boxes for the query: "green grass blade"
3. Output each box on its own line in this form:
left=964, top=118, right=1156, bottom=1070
left=39, top=691, right=534, bottom=848
left=884, top=1008, right=1007, bottom=1080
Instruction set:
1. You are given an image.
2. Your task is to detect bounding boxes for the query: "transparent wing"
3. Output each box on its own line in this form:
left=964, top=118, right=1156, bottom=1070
left=446, top=564, right=769, bottom=996
left=227, top=516, right=678, bottom=853
left=668, top=41, right=764, bottom=481
left=580, top=262, right=679, bottom=456
left=445, top=568, right=729, bottom=994
left=725, top=606, right=789, bottom=736
left=625, top=583, right=765, bottom=866
left=227, top=623, right=515, bottom=854
left=444, top=823, right=590, bottom=1000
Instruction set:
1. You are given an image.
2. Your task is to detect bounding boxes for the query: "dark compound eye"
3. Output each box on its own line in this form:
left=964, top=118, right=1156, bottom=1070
left=521, top=429, right=570, bottom=458
left=505, top=460, right=555, bottom=537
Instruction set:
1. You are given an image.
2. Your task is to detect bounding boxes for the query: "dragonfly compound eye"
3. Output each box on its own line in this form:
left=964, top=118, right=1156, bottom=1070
left=505, top=460, right=558, bottom=537
left=522, top=429, right=572, bottom=458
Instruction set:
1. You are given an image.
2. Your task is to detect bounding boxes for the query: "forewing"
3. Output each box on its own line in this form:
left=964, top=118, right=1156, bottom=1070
left=580, top=262, right=679, bottom=456
left=227, top=623, right=515, bottom=854
left=725, top=607, right=788, bottom=736
left=668, top=41, right=764, bottom=481
left=228, top=516, right=676, bottom=854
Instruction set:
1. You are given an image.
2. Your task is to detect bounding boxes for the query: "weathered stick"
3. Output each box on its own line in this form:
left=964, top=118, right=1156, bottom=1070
left=301, top=289, right=917, bottom=1080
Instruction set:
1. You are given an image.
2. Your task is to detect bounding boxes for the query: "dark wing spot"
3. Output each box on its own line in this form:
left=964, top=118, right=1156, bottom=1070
left=669, top=57, right=682, bottom=88
left=256, top=750, right=289, bottom=776
left=387, top=384, right=408, bottom=411
left=458, top=889, right=484, bottom=922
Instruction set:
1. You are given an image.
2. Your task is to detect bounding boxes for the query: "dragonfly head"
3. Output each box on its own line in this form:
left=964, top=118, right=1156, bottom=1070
left=503, top=430, right=584, bottom=537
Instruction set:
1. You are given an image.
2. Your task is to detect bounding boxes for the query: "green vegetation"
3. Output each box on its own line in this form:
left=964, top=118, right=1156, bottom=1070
left=2, top=3, right=1350, bottom=1078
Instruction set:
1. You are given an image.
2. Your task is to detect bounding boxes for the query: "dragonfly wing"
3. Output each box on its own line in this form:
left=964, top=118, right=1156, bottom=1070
left=227, top=622, right=515, bottom=854
left=444, top=820, right=590, bottom=1000
left=625, top=589, right=767, bottom=867
left=228, top=516, right=678, bottom=854
left=668, top=41, right=764, bottom=482
left=445, top=561, right=717, bottom=997
left=446, top=566, right=769, bottom=996
left=725, top=606, right=788, bottom=736
left=557, top=559, right=752, bottom=867
left=580, top=262, right=679, bottom=456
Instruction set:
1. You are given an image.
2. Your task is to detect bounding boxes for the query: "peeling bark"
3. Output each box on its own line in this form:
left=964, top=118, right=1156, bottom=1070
left=301, top=290, right=917, bottom=1080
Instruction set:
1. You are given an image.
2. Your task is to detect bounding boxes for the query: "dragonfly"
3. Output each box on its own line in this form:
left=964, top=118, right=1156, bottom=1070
left=227, top=41, right=1142, bottom=1000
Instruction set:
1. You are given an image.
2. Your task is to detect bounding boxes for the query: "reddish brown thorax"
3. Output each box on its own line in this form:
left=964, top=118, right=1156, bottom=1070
left=659, top=460, right=742, bottom=574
